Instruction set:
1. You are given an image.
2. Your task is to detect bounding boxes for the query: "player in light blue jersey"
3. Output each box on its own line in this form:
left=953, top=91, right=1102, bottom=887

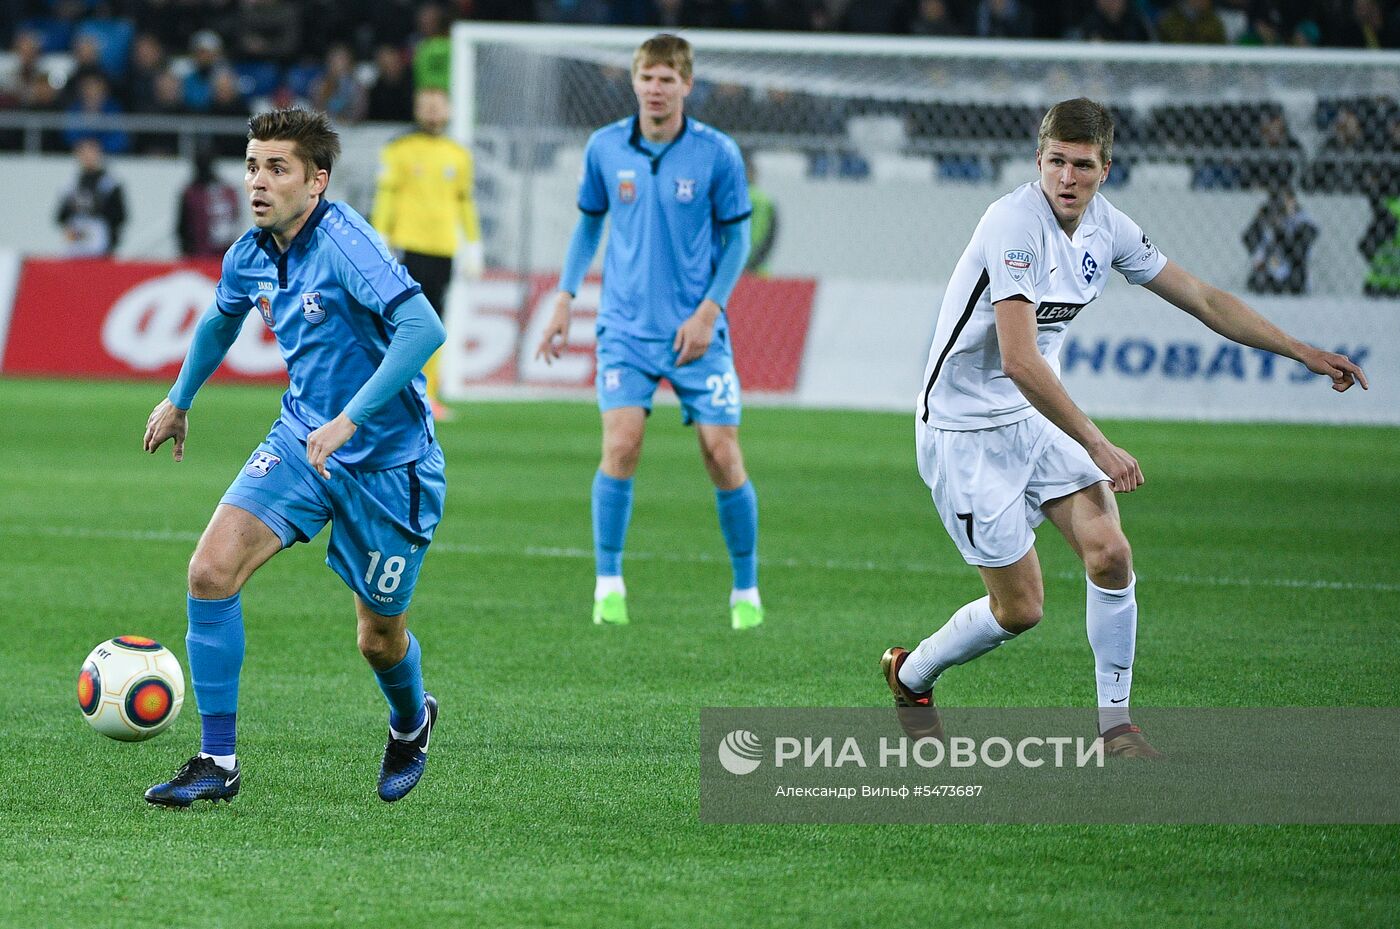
left=536, top=34, right=761, bottom=630
left=141, top=109, right=447, bottom=806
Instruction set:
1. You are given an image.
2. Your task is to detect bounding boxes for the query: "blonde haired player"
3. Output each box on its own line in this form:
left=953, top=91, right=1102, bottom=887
left=536, top=34, right=760, bottom=629
left=884, top=98, right=1367, bottom=757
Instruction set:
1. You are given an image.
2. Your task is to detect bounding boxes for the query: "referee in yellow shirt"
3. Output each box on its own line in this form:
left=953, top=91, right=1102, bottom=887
left=372, top=87, right=483, bottom=421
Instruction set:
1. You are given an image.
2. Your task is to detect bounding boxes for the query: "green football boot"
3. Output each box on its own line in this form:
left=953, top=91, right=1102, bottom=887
left=730, top=600, right=764, bottom=630
left=593, top=592, right=629, bottom=625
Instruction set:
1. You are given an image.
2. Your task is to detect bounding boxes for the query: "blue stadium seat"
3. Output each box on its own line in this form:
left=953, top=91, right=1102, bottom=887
left=233, top=61, right=282, bottom=99
left=284, top=64, right=324, bottom=99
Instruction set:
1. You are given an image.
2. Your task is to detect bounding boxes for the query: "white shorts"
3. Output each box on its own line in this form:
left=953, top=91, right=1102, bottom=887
left=915, top=413, right=1109, bottom=568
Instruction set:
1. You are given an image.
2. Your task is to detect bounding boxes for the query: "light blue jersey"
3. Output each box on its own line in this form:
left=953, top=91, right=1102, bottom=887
left=578, top=116, right=751, bottom=340
left=213, top=198, right=432, bottom=470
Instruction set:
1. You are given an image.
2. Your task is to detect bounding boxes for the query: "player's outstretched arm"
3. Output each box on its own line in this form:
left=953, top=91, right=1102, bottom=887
left=1145, top=261, right=1368, bottom=392
left=143, top=301, right=245, bottom=461
left=537, top=211, right=605, bottom=364
left=995, top=297, right=1143, bottom=493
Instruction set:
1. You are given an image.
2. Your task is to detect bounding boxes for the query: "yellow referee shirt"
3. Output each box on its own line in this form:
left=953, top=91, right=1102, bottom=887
left=371, top=131, right=482, bottom=259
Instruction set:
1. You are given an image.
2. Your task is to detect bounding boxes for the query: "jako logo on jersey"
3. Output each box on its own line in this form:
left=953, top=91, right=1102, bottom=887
left=256, top=295, right=274, bottom=327
left=245, top=451, right=281, bottom=478
left=718, top=730, right=762, bottom=775
left=1082, top=253, right=1099, bottom=284
left=257, top=281, right=275, bottom=291
left=674, top=178, right=696, bottom=203
left=301, top=291, right=326, bottom=324
left=1003, top=250, right=1033, bottom=283
left=618, top=169, right=637, bottom=204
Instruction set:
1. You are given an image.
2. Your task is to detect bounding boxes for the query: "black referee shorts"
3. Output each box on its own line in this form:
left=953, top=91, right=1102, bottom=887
left=401, top=252, right=453, bottom=320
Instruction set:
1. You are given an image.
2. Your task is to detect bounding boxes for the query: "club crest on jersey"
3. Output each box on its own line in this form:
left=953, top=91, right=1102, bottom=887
left=1081, top=253, right=1099, bottom=284
left=245, top=451, right=281, bottom=478
left=618, top=169, right=637, bottom=204
left=256, top=295, right=274, bottom=327
left=1003, top=249, right=1033, bottom=283
left=301, top=291, right=326, bottom=324
left=674, top=178, right=696, bottom=203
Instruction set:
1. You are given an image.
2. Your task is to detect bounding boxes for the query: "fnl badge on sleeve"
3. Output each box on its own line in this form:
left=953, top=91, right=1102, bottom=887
left=1004, top=250, right=1033, bottom=283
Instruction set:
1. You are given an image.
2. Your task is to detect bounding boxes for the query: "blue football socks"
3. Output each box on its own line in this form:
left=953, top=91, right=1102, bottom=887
left=716, top=480, right=759, bottom=590
left=375, top=631, right=426, bottom=734
left=592, top=470, right=634, bottom=578
left=185, top=592, right=244, bottom=756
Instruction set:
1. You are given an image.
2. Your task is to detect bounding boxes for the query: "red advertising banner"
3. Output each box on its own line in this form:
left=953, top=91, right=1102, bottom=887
left=2, top=258, right=285, bottom=382
left=4, top=259, right=815, bottom=398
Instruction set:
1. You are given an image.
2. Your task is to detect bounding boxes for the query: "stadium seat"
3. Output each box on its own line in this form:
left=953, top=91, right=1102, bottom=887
left=233, top=62, right=282, bottom=100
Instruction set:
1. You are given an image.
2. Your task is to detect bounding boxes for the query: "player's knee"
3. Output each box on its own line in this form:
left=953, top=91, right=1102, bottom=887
left=699, top=436, right=744, bottom=485
left=357, top=626, right=398, bottom=666
left=1085, top=536, right=1133, bottom=587
left=601, top=434, right=642, bottom=476
left=990, top=592, right=1042, bottom=633
left=187, top=552, right=241, bottom=600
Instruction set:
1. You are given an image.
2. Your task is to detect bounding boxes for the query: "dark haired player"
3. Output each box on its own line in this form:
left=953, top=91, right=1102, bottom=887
left=143, top=108, right=447, bottom=805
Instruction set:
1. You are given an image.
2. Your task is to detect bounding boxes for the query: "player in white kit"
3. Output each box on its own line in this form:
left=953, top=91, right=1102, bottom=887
left=882, top=98, right=1367, bottom=757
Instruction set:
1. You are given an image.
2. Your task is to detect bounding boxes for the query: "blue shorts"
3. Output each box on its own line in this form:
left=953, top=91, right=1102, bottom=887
left=595, top=326, right=742, bottom=426
left=220, top=421, right=446, bottom=616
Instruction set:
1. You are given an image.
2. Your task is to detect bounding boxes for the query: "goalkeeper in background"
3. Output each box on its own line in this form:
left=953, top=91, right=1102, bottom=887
left=372, top=87, right=483, bottom=421
left=535, top=34, right=761, bottom=630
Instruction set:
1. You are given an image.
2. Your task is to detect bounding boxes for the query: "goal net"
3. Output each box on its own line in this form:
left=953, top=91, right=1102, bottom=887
left=448, top=24, right=1400, bottom=413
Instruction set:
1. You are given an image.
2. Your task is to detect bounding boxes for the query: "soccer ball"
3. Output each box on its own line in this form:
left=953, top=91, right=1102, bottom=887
left=77, top=636, right=185, bottom=741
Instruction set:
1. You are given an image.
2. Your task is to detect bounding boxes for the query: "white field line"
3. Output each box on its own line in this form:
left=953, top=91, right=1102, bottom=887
left=7, top=523, right=1400, bottom=595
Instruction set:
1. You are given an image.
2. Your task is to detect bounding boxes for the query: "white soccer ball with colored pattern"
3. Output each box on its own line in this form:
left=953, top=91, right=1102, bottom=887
left=77, top=636, right=185, bottom=741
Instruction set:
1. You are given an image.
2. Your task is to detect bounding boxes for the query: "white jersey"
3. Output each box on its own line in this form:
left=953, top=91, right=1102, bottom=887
left=918, top=181, right=1168, bottom=430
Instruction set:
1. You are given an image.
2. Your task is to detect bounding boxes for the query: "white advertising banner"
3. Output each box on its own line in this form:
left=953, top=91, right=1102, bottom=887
left=1057, top=291, right=1393, bottom=425
left=796, top=279, right=1397, bottom=426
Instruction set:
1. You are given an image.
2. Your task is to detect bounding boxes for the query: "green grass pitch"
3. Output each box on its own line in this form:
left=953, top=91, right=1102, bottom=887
left=1, top=377, right=1397, bottom=928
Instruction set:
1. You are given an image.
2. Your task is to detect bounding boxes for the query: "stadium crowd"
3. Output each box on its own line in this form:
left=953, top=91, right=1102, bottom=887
left=1, top=1, right=1398, bottom=147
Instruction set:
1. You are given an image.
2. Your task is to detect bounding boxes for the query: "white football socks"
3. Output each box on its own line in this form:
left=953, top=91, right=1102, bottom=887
left=1086, top=573, right=1137, bottom=734
left=594, top=575, right=626, bottom=600
left=730, top=587, right=761, bottom=608
left=898, top=596, right=1015, bottom=693
left=199, top=752, right=237, bottom=771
